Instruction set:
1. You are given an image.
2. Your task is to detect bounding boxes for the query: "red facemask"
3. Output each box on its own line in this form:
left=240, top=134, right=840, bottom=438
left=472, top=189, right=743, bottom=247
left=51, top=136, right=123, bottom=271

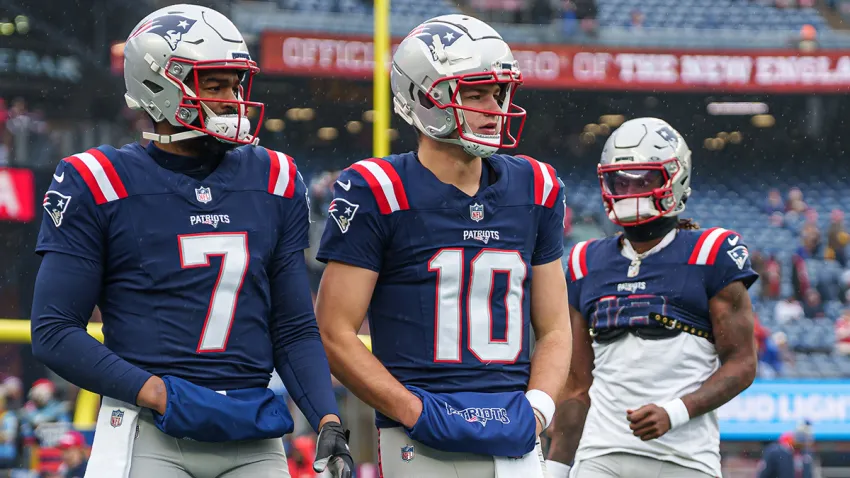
left=163, top=57, right=265, bottom=145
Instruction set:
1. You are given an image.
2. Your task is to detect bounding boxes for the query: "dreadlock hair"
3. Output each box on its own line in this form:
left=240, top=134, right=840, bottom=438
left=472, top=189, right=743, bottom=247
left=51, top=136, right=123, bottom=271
left=677, top=218, right=700, bottom=230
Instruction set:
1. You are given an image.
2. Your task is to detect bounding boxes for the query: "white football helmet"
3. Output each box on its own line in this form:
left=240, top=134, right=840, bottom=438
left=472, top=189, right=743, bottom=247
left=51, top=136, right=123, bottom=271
left=391, top=14, right=526, bottom=158
left=598, top=117, right=692, bottom=227
left=123, top=4, right=263, bottom=145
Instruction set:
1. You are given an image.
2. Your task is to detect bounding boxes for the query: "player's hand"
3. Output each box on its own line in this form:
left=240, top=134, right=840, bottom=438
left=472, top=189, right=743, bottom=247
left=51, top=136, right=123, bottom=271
left=534, top=413, right=544, bottom=437
left=400, top=394, right=423, bottom=429
left=626, top=404, right=671, bottom=441
left=313, top=421, right=354, bottom=478
left=136, top=376, right=167, bottom=415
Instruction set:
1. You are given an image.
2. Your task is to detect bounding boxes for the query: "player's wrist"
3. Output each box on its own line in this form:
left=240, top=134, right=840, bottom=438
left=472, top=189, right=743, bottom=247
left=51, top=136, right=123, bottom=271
left=525, top=389, right=555, bottom=430
left=660, top=398, right=690, bottom=430
left=400, top=393, right=423, bottom=428
left=318, top=414, right=341, bottom=429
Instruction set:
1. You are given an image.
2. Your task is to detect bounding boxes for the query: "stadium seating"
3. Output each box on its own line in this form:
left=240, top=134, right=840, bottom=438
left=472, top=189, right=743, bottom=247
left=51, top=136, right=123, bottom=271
left=596, top=0, right=829, bottom=31
left=276, top=0, right=460, bottom=16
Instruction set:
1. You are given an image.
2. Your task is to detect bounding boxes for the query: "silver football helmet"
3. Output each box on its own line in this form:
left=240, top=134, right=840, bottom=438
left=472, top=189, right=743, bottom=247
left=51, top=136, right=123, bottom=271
left=391, top=14, right=526, bottom=158
left=123, top=4, right=263, bottom=145
left=598, top=117, right=692, bottom=226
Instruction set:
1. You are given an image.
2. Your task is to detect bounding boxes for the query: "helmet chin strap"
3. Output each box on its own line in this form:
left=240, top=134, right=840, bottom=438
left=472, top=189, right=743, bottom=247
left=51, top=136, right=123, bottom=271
left=142, top=129, right=206, bottom=144
left=142, top=103, right=258, bottom=146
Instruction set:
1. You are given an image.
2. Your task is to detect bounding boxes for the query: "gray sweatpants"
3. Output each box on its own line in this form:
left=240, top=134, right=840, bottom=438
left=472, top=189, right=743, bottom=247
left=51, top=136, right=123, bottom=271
left=378, top=427, right=546, bottom=478
left=572, top=453, right=715, bottom=478
left=128, top=411, right=291, bottom=478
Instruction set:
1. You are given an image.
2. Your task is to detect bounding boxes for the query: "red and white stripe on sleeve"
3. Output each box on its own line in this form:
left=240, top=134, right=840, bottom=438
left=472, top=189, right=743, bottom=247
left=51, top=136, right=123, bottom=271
left=64, top=148, right=128, bottom=205
left=518, top=155, right=561, bottom=208
left=568, top=240, right=593, bottom=281
left=266, top=148, right=297, bottom=198
left=350, top=158, right=410, bottom=215
left=688, top=227, right=737, bottom=265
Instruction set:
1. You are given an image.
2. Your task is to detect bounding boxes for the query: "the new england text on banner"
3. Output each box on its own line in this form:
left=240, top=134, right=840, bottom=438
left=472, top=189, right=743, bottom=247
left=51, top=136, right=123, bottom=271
left=261, top=31, right=850, bottom=94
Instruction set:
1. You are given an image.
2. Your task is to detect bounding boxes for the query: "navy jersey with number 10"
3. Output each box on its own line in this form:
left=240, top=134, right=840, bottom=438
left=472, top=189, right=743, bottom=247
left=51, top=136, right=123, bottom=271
left=316, top=152, right=566, bottom=427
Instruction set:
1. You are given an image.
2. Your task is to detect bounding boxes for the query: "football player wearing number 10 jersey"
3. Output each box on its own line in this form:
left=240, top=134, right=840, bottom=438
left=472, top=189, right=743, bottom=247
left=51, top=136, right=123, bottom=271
left=29, top=4, right=351, bottom=478
left=315, top=14, right=572, bottom=478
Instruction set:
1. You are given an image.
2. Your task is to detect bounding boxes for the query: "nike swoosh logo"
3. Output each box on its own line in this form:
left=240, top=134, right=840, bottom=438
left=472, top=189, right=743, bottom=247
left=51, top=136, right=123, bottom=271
left=336, top=180, right=351, bottom=191
left=728, top=235, right=739, bottom=246
left=53, top=172, right=64, bottom=183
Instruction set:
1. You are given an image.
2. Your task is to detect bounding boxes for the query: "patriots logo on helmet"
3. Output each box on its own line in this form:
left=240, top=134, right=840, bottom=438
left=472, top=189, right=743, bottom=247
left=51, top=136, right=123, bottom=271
left=328, top=198, right=359, bottom=234
left=43, top=190, right=71, bottom=227
left=406, top=23, right=464, bottom=62
left=130, top=14, right=198, bottom=51
left=656, top=126, right=679, bottom=146
left=727, top=244, right=749, bottom=270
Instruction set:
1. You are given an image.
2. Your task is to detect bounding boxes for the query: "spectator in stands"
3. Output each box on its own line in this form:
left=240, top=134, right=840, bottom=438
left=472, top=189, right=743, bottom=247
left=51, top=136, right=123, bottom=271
left=763, top=254, right=782, bottom=300
left=569, top=0, right=598, bottom=36
left=629, top=9, right=644, bottom=28
left=802, top=289, right=826, bottom=319
left=798, top=222, right=822, bottom=259
left=775, top=296, right=805, bottom=323
left=756, top=428, right=814, bottom=478
left=765, top=188, right=785, bottom=215
left=18, top=380, right=70, bottom=447
left=791, top=253, right=812, bottom=300
left=0, top=394, right=17, bottom=470
left=55, top=430, right=88, bottom=478
left=756, top=317, right=784, bottom=378
left=1, top=377, right=23, bottom=410
left=835, top=309, right=850, bottom=355
left=786, top=187, right=809, bottom=215
left=827, top=209, right=849, bottom=267
left=287, top=435, right=317, bottom=478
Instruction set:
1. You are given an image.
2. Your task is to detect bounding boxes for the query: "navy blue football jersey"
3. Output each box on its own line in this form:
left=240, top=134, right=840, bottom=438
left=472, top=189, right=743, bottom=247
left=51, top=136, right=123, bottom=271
left=566, top=228, right=759, bottom=339
left=316, top=152, right=566, bottom=423
left=35, top=144, right=309, bottom=390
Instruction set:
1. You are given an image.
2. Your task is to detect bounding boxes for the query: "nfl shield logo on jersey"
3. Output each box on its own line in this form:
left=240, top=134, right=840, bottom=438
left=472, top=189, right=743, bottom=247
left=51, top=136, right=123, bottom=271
left=110, top=409, right=124, bottom=428
left=401, top=445, right=415, bottom=462
left=470, top=203, right=484, bottom=222
left=195, top=186, right=213, bottom=204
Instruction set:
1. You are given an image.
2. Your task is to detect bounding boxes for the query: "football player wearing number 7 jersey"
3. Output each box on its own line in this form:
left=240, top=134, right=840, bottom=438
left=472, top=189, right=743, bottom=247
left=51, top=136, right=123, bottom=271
left=315, top=14, right=572, bottom=478
left=29, top=4, right=352, bottom=478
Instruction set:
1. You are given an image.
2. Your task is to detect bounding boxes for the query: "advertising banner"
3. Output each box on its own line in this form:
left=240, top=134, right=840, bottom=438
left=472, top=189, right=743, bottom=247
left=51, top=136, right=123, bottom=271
left=0, top=167, right=35, bottom=222
left=718, top=380, right=850, bottom=440
left=261, top=31, right=850, bottom=93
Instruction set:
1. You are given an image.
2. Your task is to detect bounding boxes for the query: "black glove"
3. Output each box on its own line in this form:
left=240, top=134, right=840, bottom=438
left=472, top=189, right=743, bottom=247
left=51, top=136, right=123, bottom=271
left=313, top=421, right=354, bottom=478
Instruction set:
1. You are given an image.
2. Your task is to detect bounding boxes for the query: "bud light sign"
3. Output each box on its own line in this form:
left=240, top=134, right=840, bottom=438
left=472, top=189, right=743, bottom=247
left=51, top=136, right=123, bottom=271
left=718, top=380, right=850, bottom=440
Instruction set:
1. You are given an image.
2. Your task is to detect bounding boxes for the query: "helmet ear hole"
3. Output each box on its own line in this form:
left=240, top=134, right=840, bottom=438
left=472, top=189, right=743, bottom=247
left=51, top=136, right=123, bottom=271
left=143, top=80, right=164, bottom=94
left=416, top=89, right=435, bottom=110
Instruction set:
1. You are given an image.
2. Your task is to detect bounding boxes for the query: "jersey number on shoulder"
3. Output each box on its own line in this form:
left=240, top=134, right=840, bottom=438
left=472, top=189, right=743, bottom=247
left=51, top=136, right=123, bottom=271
left=429, top=249, right=526, bottom=364
left=178, top=232, right=249, bottom=353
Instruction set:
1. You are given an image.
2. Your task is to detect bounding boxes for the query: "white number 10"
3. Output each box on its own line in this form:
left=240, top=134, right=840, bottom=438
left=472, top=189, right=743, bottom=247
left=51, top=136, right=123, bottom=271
left=178, top=232, right=249, bottom=353
left=428, top=249, right=526, bottom=364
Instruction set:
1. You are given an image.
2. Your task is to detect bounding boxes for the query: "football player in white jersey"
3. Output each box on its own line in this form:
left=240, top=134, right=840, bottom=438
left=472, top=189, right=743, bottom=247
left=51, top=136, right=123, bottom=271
left=545, top=117, right=758, bottom=478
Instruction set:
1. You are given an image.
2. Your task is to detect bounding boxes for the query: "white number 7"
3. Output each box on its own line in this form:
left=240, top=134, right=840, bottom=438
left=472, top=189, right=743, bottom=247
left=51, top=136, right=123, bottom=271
left=178, top=232, right=249, bottom=353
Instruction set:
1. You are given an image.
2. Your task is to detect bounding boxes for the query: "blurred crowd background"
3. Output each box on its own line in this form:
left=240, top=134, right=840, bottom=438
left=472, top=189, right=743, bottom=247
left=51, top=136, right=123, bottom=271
left=2, top=0, right=850, bottom=476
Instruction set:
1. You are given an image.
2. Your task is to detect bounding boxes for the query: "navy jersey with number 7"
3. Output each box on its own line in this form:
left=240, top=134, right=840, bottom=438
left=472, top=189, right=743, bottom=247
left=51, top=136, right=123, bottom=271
left=35, top=143, right=309, bottom=390
left=316, top=152, right=566, bottom=427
